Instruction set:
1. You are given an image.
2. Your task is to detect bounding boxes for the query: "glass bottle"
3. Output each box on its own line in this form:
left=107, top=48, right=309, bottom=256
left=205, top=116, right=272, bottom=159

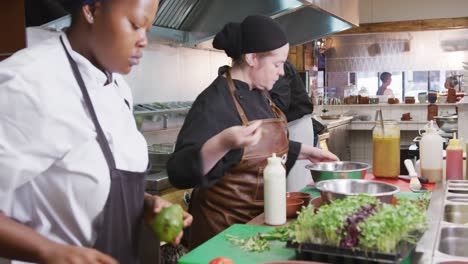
left=373, top=120, right=400, bottom=177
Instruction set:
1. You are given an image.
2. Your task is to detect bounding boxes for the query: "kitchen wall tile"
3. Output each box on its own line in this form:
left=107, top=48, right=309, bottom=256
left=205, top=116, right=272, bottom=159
left=124, top=43, right=230, bottom=103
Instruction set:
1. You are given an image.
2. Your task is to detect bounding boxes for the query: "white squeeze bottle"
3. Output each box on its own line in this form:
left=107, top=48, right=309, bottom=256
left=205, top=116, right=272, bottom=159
left=264, top=153, right=286, bottom=225
left=419, top=120, right=444, bottom=183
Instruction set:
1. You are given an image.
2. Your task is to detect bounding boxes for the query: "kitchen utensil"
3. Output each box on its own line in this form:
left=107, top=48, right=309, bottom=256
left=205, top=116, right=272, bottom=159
left=397, top=175, right=429, bottom=184
left=286, top=192, right=311, bottom=206
left=320, top=114, right=341, bottom=120
left=434, top=115, right=458, bottom=133
left=148, top=143, right=175, bottom=173
left=315, top=179, right=400, bottom=204
left=373, top=120, right=400, bottom=177
left=374, top=109, right=385, bottom=135
left=286, top=197, right=304, bottom=218
left=305, top=161, right=370, bottom=183
left=378, top=109, right=385, bottom=136
left=369, top=97, right=379, bottom=104
left=404, top=159, right=428, bottom=192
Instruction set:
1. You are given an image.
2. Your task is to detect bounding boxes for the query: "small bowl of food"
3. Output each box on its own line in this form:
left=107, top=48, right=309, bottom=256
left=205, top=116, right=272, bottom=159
left=286, top=197, right=304, bottom=218
left=287, top=192, right=311, bottom=206
left=315, top=179, right=400, bottom=204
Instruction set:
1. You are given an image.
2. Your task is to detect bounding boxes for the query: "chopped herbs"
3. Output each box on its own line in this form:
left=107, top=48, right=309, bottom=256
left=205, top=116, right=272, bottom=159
left=225, top=223, right=296, bottom=252
left=225, top=234, right=270, bottom=252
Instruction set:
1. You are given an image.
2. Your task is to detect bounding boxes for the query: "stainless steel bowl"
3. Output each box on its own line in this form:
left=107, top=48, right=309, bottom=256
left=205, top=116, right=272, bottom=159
left=305, top=161, right=370, bottom=183
left=315, top=179, right=400, bottom=203
left=434, top=115, right=458, bottom=133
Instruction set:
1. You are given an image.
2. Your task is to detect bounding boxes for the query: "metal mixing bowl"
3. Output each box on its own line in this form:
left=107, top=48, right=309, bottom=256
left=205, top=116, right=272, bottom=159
left=315, top=179, right=400, bottom=203
left=434, top=115, right=458, bottom=133
left=305, top=161, right=370, bottom=183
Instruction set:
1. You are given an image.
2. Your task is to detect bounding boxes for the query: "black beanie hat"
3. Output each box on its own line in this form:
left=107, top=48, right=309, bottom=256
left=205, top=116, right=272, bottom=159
left=213, top=15, right=288, bottom=60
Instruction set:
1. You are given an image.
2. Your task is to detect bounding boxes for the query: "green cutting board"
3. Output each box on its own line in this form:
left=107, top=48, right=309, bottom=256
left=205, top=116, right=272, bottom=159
left=178, top=224, right=296, bottom=264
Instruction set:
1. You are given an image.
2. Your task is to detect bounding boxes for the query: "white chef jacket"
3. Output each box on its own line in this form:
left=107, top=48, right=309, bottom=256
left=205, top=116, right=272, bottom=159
left=286, top=114, right=314, bottom=191
left=0, top=34, right=148, bottom=263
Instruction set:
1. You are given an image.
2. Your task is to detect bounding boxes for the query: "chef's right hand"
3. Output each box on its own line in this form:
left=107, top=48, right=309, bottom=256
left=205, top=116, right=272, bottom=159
left=40, top=243, right=117, bottom=264
left=220, top=120, right=263, bottom=149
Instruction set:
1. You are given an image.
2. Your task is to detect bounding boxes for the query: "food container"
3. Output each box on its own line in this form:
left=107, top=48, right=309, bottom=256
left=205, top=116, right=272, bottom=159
left=315, top=179, right=400, bottom=204
left=287, top=192, right=311, bottom=205
left=373, top=120, right=400, bottom=178
left=369, top=97, right=379, bottom=104
left=434, top=115, right=458, bottom=133
left=148, top=143, right=175, bottom=173
left=418, top=92, right=427, bottom=103
left=305, top=161, right=370, bottom=183
left=404, top=96, right=415, bottom=104
left=286, top=197, right=304, bottom=218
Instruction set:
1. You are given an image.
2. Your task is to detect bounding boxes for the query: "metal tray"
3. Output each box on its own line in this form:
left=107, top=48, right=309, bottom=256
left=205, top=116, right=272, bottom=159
left=286, top=232, right=423, bottom=264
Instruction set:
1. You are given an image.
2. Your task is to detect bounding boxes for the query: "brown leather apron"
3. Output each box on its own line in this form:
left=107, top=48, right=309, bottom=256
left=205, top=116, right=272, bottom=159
left=187, top=69, right=289, bottom=249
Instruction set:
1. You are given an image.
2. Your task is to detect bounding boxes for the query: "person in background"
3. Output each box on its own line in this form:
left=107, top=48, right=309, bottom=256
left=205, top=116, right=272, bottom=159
left=0, top=0, right=192, bottom=263
left=270, top=61, right=332, bottom=191
left=445, top=76, right=459, bottom=103
left=376, top=72, right=394, bottom=97
left=167, top=15, right=338, bottom=249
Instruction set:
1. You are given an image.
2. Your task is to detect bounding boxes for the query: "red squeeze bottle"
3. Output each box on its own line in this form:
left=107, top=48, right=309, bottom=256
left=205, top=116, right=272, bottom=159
left=446, top=133, right=464, bottom=181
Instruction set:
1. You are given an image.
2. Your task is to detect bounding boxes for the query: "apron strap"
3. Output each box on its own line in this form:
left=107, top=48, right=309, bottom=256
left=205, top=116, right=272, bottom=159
left=59, top=36, right=116, bottom=169
left=261, top=90, right=285, bottom=120
left=226, top=69, right=249, bottom=125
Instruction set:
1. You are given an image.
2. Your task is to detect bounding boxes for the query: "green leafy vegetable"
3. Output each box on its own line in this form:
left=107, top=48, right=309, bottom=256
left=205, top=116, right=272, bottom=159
left=225, top=234, right=270, bottom=252
left=417, top=191, right=432, bottom=209
left=260, top=222, right=296, bottom=241
left=294, top=195, right=380, bottom=247
left=293, top=195, right=428, bottom=253
left=358, top=198, right=427, bottom=253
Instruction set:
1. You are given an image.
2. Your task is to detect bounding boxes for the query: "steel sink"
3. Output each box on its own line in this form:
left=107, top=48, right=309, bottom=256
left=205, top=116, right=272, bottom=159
left=447, top=196, right=468, bottom=203
left=438, top=227, right=468, bottom=257
left=448, top=190, right=468, bottom=194
left=444, top=204, right=468, bottom=224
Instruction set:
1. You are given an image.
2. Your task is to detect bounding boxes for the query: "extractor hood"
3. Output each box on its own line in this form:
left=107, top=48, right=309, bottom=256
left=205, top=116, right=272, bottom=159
left=150, top=0, right=359, bottom=47
left=40, top=0, right=358, bottom=47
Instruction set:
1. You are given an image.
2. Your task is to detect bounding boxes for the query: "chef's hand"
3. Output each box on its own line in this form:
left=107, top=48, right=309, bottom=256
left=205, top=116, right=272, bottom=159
left=40, top=243, right=117, bottom=264
left=219, top=120, right=263, bottom=149
left=143, top=194, right=193, bottom=246
left=298, top=144, right=339, bottom=163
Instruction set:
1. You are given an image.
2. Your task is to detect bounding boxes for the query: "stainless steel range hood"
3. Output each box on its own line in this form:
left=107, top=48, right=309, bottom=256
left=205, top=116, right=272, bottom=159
left=150, top=0, right=359, bottom=47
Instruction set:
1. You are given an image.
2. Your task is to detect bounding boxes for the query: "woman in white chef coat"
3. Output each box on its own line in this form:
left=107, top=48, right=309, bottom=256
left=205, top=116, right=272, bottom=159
left=0, top=0, right=192, bottom=263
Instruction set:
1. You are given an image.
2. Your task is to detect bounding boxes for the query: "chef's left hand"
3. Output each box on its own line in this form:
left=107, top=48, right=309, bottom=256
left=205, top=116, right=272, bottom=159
left=298, top=144, right=339, bottom=163
left=143, top=194, right=193, bottom=245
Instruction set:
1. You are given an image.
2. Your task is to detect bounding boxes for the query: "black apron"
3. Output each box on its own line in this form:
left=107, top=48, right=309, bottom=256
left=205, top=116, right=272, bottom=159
left=60, top=37, right=147, bottom=264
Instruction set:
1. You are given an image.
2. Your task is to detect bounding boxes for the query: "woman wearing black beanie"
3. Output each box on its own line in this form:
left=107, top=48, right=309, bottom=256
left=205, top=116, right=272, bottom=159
left=168, top=15, right=338, bottom=249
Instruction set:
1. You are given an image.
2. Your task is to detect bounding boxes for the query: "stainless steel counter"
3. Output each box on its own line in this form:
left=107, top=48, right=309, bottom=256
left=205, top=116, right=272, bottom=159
left=413, top=180, right=468, bottom=264
left=146, top=170, right=171, bottom=194
left=412, top=182, right=444, bottom=264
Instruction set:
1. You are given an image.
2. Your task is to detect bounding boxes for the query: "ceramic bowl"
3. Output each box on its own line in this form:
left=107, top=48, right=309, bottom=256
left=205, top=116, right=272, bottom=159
left=286, top=197, right=304, bottom=218
left=287, top=192, right=311, bottom=206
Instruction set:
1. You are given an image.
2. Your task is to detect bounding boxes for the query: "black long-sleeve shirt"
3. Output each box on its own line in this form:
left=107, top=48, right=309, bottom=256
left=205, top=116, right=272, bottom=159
left=167, top=66, right=301, bottom=189
left=269, top=61, right=313, bottom=122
